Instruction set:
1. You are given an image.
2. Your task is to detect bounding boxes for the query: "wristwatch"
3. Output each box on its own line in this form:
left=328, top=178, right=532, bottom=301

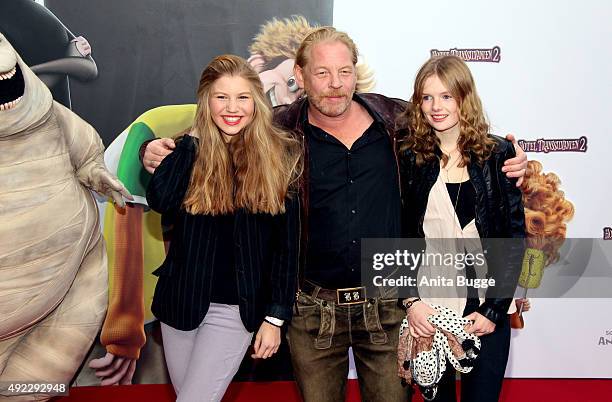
left=403, top=297, right=422, bottom=310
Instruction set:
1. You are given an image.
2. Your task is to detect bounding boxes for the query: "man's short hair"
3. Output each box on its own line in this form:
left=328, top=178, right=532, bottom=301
left=295, top=26, right=359, bottom=68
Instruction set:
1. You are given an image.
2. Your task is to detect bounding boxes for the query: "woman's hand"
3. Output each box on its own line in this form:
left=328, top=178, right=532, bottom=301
left=407, top=301, right=438, bottom=338
left=464, top=312, right=496, bottom=336
left=251, top=321, right=281, bottom=359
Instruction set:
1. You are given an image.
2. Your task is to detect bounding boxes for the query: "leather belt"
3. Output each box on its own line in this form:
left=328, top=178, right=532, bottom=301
left=302, top=281, right=367, bottom=305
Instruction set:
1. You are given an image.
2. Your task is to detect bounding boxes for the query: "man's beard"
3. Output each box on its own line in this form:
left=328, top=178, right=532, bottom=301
left=307, top=88, right=354, bottom=117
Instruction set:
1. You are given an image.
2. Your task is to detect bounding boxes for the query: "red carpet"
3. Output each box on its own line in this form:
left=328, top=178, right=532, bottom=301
left=54, top=379, right=612, bottom=402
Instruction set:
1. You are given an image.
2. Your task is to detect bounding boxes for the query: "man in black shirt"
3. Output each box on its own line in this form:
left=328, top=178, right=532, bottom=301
left=142, top=27, right=527, bottom=402
left=279, top=28, right=409, bottom=401
left=304, top=99, right=401, bottom=289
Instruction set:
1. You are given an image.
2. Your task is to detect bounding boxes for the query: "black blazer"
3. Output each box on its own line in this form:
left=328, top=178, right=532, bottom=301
left=399, top=135, right=526, bottom=324
left=146, top=135, right=300, bottom=332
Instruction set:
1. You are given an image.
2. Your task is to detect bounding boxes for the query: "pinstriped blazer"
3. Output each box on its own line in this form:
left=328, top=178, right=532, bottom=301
left=146, top=135, right=300, bottom=332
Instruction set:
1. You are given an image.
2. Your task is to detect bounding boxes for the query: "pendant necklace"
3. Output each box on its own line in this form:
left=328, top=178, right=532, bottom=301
left=442, top=150, right=465, bottom=213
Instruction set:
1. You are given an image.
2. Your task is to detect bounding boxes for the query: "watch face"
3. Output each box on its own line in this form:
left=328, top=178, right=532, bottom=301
left=405, top=298, right=421, bottom=309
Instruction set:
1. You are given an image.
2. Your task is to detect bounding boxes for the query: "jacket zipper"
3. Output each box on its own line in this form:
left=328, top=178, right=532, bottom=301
left=392, top=135, right=402, bottom=197
left=294, top=129, right=305, bottom=316
left=294, top=195, right=302, bottom=316
left=467, top=166, right=481, bottom=235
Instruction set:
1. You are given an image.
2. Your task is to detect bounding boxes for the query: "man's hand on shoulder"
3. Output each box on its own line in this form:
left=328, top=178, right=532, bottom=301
left=143, top=138, right=176, bottom=174
left=501, top=133, right=527, bottom=187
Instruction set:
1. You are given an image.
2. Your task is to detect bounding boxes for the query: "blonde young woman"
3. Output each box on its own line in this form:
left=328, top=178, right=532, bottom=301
left=146, top=55, right=301, bottom=402
left=399, top=56, right=525, bottom=402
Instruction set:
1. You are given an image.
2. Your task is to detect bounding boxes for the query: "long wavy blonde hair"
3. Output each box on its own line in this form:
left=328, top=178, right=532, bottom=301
left=183, top=55, right=302, bottom=215
left=399, top=56, right=495, bottom=167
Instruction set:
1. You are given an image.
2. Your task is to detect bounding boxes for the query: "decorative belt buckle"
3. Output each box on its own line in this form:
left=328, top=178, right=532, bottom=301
left=336, top=286, right=366, bottom=305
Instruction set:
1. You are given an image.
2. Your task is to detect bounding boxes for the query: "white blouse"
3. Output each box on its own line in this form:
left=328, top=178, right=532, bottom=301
left=419, top=171, right=516, bottom=315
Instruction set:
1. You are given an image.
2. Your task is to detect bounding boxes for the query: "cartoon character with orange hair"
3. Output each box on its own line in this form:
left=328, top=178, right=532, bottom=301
left=512, top=160, right=575, bottom=328
left=522, top=160, right=575, bottom=267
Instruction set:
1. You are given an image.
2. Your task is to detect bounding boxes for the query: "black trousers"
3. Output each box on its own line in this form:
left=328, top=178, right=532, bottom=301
left=429, top=304, right=511, bottom=402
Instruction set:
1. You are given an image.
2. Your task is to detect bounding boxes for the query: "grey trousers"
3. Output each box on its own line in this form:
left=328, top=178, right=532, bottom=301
left=161, top=303, right=253, bottom=402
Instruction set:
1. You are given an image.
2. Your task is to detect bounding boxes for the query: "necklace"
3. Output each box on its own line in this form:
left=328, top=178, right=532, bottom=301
left=442, top=151, right=465, bottom=213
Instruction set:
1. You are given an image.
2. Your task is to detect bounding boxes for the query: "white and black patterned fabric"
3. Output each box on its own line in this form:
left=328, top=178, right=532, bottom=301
left=399, top=304, right=481, bottom=400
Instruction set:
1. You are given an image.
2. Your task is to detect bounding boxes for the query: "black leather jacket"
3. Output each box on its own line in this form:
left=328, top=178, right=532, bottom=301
left=399, top=135, right=526, bottom=324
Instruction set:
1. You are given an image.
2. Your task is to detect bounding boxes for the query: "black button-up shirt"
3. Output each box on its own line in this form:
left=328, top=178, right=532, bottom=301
left=303, top=97, right=401, bottom=289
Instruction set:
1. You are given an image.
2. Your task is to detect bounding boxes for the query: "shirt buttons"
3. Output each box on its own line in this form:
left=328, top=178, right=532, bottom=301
left=352, top=239, right=357, bottom=244
left=351, top=209, right=356, bottom=214
left=349, top=179, right=354, bottom=184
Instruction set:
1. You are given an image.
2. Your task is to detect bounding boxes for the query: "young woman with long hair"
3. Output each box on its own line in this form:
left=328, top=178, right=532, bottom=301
left=146, top=54, right=301, bottom=402
left=399, top=55, right=525, bottom=402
